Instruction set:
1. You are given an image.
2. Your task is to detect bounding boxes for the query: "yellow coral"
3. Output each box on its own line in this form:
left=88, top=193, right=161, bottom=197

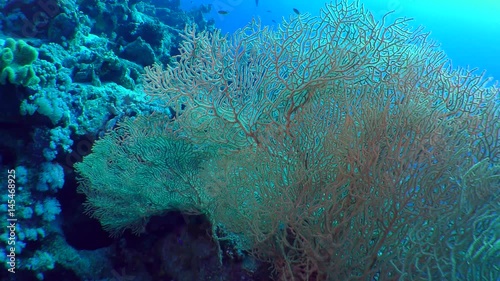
left=0, top=38, right=40, bottom=86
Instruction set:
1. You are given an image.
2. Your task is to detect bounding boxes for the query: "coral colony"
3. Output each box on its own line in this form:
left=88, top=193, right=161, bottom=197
left=1, top=1, right=499, bottom=280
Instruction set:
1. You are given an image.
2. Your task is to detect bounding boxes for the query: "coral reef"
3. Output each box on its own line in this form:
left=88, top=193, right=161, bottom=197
left=0, top=0, right=222, bottom=280
left=0, top=0, right=498, bottom=281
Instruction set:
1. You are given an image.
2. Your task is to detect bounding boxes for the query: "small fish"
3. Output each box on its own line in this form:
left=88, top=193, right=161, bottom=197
left=267, top=10, right=272, bottom=13
left=293, top=8, right=300, bottom=15
left=256, top=0, right=259, bottom=7
left=272, top=20, right=276, bottom=23
left=218, top=10, right=229, bottom=15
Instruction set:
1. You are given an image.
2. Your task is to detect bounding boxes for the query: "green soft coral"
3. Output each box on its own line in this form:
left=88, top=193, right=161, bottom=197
left=0, top=38, right=40, bottom=87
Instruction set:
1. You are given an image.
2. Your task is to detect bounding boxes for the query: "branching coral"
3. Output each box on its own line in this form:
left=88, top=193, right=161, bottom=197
left=78, top=1, right=500, bottom=280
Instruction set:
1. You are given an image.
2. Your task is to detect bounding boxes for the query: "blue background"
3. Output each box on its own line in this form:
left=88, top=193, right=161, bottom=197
left=181, top=0, right=500, bottom=83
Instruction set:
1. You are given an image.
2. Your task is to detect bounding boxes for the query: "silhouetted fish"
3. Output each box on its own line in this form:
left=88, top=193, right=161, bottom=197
left=218, top=10, right=229, bottom=15
left=256, top=0, right=259, bottom=7
left=293, top=8, right=300, bottom=15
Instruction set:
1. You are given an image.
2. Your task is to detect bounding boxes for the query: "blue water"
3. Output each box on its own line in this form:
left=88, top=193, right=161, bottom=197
left=181, top=0, right=500, bottom=83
